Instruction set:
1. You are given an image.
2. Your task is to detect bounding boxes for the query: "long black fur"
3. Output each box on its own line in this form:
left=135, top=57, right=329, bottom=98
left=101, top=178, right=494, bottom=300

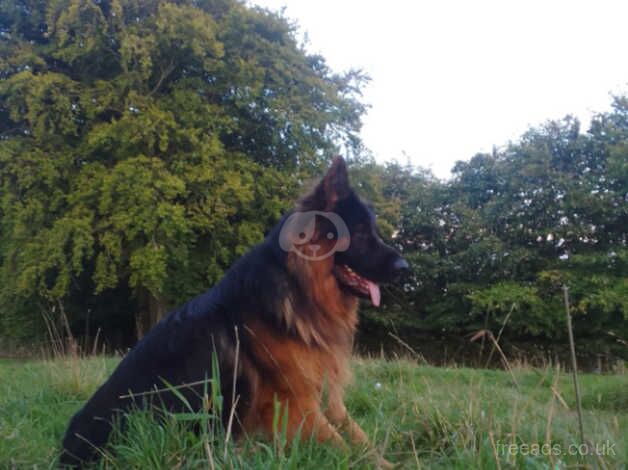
left=59, top=220, right=292, bottom=467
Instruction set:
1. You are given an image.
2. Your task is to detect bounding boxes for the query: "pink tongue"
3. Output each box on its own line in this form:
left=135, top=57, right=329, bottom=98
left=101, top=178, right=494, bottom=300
left=367, top=281, right=381, bottom=307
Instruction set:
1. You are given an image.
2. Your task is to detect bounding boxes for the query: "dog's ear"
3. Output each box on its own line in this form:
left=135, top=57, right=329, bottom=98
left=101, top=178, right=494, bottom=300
left=299, top=156, right=351, bottom=211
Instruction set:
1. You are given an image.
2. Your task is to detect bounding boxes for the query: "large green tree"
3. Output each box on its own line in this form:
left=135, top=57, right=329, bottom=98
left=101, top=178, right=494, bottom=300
left=0, top=0, right=367, bottom=340
left=371, top=97, right=627, bottom=345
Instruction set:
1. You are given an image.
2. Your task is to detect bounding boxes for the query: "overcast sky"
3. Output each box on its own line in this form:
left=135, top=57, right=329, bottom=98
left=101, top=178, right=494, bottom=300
left=250, top=0, right=628, bottom=179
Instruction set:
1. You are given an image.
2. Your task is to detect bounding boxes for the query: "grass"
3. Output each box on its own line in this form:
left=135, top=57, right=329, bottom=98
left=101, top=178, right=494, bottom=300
left=0, top=356, right=626, bottom=469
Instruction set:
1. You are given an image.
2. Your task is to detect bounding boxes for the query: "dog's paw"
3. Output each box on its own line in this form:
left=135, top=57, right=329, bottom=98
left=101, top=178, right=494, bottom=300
left=376, top=456, right=396, bottom=469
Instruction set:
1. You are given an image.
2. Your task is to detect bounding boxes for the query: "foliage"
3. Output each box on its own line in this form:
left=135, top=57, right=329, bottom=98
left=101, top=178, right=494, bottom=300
left=363, top=97, right=627, bottom=344
left=0, top=0, right=366, bottom=339
left=0, top=0, right=625, bottom=348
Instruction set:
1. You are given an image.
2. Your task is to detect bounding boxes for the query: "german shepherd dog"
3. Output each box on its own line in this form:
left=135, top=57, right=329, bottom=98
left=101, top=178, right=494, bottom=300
left=60, top=157, right=408, bottom=468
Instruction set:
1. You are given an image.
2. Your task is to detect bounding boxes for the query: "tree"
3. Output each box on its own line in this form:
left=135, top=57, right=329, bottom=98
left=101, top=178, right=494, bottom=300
left=382, top=97, right=627, bottom=342
left=0, top=0, right=367, bottom=340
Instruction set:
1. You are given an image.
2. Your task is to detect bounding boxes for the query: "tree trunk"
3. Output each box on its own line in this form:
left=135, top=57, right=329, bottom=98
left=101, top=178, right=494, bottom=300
left=136, top=288, right=168, bottom=340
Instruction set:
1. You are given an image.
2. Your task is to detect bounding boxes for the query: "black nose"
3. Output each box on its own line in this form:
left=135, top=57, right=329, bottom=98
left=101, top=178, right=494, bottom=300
left=393, top=257, right=409, bottom=272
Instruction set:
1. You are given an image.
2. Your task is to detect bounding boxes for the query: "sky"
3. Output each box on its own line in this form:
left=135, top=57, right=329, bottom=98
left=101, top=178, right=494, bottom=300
left=249, top=0, right=628, bottom=179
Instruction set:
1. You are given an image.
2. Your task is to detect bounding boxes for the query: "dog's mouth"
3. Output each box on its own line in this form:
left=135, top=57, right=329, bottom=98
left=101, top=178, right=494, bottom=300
left=334, top=265, right=381, bottom=307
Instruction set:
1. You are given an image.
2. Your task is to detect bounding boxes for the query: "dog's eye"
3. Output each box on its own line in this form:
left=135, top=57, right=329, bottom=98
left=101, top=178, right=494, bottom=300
left=326, top=232, right=335, bottom=239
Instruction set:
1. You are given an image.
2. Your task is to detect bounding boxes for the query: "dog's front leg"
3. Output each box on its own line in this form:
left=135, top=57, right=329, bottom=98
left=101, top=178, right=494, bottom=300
left=324, top=386, right=395, bottom=469
left=258, top=396, right=347, bottom=449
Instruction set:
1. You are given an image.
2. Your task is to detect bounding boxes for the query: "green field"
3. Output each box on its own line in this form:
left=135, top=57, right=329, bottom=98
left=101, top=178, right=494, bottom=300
left=0, top=356, right=625, bottom=469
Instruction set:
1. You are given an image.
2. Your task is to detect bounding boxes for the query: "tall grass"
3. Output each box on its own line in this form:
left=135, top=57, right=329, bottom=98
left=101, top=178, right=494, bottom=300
left=0, top=352, right=625, bottom=468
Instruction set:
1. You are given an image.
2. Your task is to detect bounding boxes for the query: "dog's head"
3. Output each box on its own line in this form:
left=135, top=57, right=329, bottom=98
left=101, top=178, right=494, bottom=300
left=279, top=157, right=409, bottom=306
